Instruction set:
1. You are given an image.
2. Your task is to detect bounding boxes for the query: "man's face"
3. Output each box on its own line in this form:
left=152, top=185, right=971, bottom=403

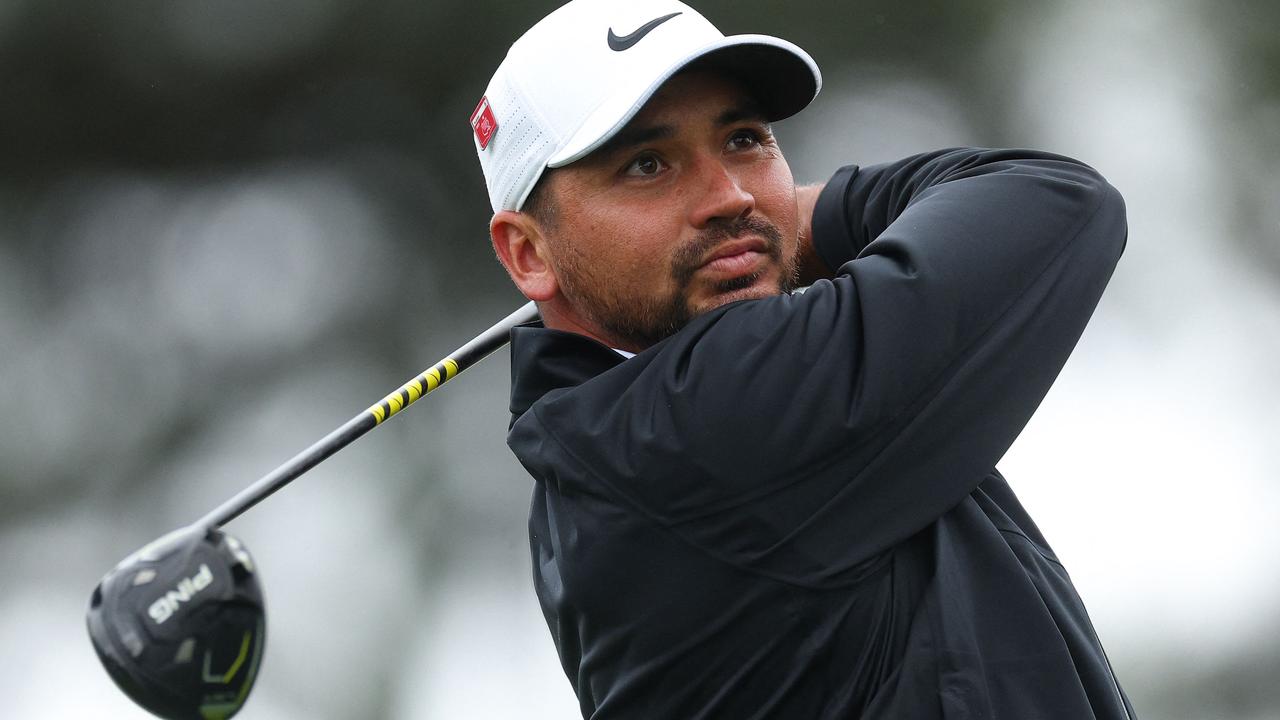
left=533, top=70, right=800, bottom=351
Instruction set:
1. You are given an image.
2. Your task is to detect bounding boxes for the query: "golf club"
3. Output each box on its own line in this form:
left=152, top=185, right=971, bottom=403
left=87, top=301, right=539, bottom=720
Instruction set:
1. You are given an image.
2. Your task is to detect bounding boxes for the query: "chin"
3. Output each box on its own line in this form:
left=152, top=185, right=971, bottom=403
left=695, top=274, right=787, bottom=314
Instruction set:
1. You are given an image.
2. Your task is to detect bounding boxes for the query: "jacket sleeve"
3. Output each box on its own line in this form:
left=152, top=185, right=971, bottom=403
left=512, top=148, right=1128, bottom=586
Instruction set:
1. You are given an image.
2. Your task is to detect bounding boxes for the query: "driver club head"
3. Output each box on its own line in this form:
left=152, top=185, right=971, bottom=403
left=87, top=526, right=266, bottom=720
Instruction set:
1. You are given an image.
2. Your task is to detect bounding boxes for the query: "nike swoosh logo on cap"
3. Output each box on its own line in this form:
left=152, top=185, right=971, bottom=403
left=607, top=12, right=682, bottom=51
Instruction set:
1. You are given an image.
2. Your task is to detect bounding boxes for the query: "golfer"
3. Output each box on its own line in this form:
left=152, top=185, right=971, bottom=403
left=474, top=1, right=1133, bottom=718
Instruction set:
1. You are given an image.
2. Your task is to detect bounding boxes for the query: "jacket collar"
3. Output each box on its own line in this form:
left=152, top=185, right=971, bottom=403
left=508, top=322, right=625, bottom=421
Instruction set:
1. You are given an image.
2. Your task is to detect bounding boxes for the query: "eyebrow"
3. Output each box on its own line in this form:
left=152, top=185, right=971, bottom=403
left=594, top=103, right=770, bottom=159
left=598, top=124, right=675, bottom=157
left=715, top=104, right=768, bottom=127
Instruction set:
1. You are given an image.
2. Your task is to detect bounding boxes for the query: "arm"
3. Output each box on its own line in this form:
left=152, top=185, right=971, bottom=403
left=516, top=148, right=1127, bottom=583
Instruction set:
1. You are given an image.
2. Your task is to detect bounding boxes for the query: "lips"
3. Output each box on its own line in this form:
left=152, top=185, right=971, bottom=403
left=699, top=238, right=769, bottom=275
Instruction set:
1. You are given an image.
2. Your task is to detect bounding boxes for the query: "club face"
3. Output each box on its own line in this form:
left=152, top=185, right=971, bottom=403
left=87, top=527, right=266, bottom=720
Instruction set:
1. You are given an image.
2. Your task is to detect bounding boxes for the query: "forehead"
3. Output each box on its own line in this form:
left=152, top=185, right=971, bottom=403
left=527, top=70, right=765, bottom=208
left=638, top=70, right=758, bottom=122
left=586, top=70, right=763, bottom=158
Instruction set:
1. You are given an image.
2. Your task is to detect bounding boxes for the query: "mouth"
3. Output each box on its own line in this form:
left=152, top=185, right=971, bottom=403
left=698, top=238, right=771, bottom=277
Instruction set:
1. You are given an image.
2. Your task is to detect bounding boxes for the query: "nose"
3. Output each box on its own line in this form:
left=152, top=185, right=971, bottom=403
left=688, top=156, right=754, bottom=229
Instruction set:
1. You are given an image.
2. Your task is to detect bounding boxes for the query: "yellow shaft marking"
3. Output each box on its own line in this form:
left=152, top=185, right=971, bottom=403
left=368, top=359, right=461, bottom=424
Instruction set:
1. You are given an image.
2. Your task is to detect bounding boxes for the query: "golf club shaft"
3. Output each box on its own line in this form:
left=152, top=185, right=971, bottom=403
left=193, top=301, right=540, bottom=530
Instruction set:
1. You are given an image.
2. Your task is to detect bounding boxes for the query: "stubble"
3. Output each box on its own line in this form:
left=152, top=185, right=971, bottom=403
left=553, top=216, right=798, bottom=350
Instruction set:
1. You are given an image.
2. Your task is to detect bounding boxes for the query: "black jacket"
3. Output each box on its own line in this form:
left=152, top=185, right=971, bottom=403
left=507, top=148, right=1133, bottom=719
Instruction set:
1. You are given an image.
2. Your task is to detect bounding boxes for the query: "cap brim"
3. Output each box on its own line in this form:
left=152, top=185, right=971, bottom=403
left=546, top=34, right=821, bottom=168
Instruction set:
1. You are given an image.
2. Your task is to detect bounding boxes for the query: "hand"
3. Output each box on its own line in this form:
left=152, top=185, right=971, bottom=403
left=794, top=183, right=833, bottom=285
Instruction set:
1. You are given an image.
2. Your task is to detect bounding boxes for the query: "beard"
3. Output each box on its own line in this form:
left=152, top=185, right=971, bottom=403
left=552, top=216, right=798, bottom=350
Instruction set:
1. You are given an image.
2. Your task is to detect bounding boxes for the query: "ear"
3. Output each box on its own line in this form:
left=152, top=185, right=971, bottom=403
left=490, top=210, right=559, bottom=302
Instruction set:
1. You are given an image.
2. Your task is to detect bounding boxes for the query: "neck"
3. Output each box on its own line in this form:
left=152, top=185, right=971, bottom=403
left=536, top=299, right=642, bottom=353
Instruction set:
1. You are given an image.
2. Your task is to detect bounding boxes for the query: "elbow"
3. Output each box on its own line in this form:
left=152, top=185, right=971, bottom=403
left=1072, top=160, right=1124, bottom=214
left=1038, top=155, right=1129, bottom=260
left=957, top=149, right=1127, bottom=242
left=1013, top=151, right=1129, bottom=266
left=1084, top=174, right=1128, bottom=261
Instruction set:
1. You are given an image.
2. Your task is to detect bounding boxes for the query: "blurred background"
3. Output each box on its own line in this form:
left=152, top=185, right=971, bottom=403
left=1, top=0, right=1277, bottom=717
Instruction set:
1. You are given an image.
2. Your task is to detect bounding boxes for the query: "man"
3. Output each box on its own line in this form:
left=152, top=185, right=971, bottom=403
left=473, top=1, right=1133, bottom=718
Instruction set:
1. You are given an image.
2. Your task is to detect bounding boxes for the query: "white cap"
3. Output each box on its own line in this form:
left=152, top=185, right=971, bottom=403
left=472, top=0, right=822, bottom=212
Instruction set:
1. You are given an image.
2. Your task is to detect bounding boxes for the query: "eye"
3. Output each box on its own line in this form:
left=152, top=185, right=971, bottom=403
left=726, top=128, right=762, bottom=151
left=623, top=152, right=666, bottom=177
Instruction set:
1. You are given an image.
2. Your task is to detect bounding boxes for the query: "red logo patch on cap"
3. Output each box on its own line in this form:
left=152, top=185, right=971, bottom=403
left=471, top=96, right=498, bottom=150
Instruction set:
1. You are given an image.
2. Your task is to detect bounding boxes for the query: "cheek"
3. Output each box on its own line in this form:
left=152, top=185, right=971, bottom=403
left=556, top=210, right=671, bottom=289
left=754, top=164, right=799, bottom=233
left=588, top=208, right=684, bottom=272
